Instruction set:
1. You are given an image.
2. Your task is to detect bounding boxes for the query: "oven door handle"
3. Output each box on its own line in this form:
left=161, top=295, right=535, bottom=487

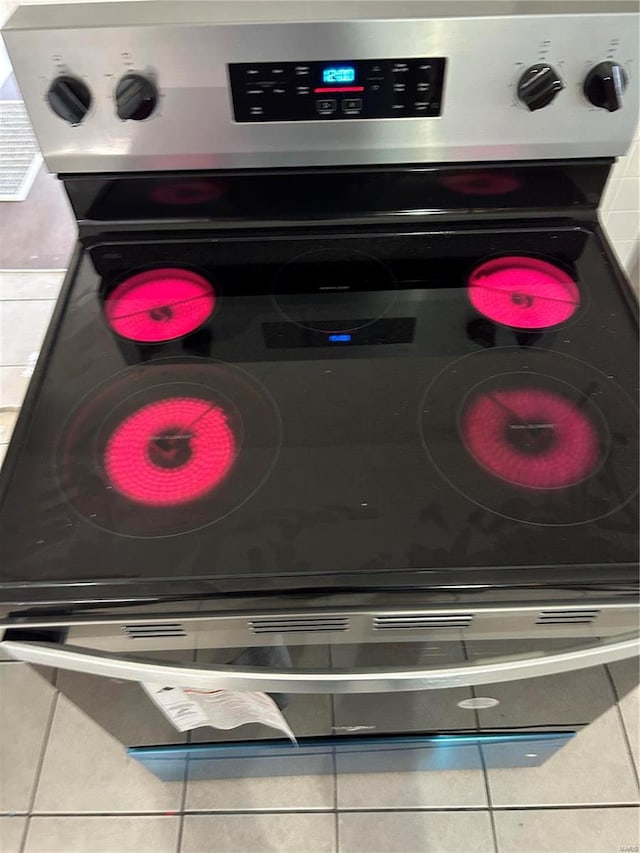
left=2, top=633, right=638, bottom=693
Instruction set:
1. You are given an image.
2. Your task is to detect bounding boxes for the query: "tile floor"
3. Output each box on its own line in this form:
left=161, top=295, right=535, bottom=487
left=0, top=657, right=638, bottom=853
left=0, top=252, right=639, bottom=853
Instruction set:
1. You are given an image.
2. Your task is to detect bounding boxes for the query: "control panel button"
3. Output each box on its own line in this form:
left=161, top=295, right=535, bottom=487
left=316, top=98, right=337, bottom=114
left=342, top=98, right=363, bottom=113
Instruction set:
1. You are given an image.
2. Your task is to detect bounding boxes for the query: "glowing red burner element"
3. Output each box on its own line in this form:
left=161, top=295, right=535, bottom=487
left=468, top=256, right=580, bottom=329
left=461, top=388, right=600, bottom=489
left=104, top=397, right=236, bottom=506
left=105, top=269, right=215, bottom=343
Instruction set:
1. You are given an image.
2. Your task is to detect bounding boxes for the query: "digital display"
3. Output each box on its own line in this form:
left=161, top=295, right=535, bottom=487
left=322, top=66, right=356, bottom=84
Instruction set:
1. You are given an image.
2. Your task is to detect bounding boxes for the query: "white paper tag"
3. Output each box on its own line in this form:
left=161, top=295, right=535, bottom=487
left=142, top=685, right=209, bottom=732
left=142, top=682, right=297, bottom=744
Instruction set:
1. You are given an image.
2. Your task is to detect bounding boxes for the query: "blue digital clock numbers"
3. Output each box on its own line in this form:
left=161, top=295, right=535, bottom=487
left=323, top=66, right=356, bottom=84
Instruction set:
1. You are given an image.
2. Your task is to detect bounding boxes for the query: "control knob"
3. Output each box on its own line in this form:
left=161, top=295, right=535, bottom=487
left=584, top=61, right=628, bottom=112
left=517, top=64, right=564, bottom=111
left=115, top=73, right=157, bottom=121
left=47, top=76, right=92, bottom=125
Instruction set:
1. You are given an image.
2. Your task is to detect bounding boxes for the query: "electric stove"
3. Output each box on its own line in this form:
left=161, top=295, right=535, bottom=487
left=0, top=0, right=638, bottom=779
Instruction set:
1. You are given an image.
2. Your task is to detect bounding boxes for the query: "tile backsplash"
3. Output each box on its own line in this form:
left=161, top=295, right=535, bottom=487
left=600, top=121, right=640, bottom=285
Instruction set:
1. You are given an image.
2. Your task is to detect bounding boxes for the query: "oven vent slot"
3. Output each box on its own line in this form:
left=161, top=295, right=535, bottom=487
left=249, top=616, right=349, bottom=634
left=536, top=610, right=601, bottom=625
left=374, top=614, right=474, bottom=630
left=123, top=623, right=187, bottom=639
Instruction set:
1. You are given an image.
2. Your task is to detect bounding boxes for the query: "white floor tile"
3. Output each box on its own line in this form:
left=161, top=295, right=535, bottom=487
left=493, top=806, right=640, bottom=853
left=181, top=813, right=336, bottom=853
left=338, top=810, right=495, bottom=853
left=33, top=694, right=183, bottom=813
left=0, top=366, right=30, bottom=407
left=0, top=270, right=65, bottom=301
left=0, top=406, right=18, bottom=445
left=608, top=658, right=640, bottom=773
left=0, top=663, right=56, bottom=812
left=24, top=815, right=179, bottom=853
left=0, top=300, right=55, bottom=365
left=486, top=703, right=639, bottom=806
left=0, top=816, right=27, bottom=853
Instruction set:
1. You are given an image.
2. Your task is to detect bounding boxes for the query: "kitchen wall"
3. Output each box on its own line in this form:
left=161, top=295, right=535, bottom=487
left=1, top=0, right=638, bottom=285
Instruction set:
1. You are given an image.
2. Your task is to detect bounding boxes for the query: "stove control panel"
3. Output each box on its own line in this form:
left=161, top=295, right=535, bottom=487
left=3, top=2, right=639, bottom=172
left=229, top=58, right=446, bottom=122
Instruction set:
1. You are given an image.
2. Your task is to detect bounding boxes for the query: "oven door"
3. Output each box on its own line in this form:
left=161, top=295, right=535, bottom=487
left=2, top=618, right=638, bottom=780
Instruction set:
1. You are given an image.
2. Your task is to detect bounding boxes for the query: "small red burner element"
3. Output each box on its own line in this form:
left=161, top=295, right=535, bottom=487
left=105, top=268, right=215, bottom=342
left=104, top=397, right=236, bottom=506
left=461, top=388, right=600, bottom=489
left=468, top=256, right=579, bottom=329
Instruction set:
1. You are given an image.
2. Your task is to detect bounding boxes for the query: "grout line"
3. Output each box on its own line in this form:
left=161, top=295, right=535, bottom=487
left=328, top=644, right=340, bottom=853
left=19, top=690, right=59, bottom=853
left=174, top=648, right=199, bottom=853
left=0, top=269, right=67, bottom=274
left=0, top=298, right=61, bottom=303
left=464, top=639, right=498, bottom=852
left=481, top=751, right=499, bottom=853
left=604, top=664, right=640, bottom=794
left=174, top=764, right=188, bottom=853
left=21, top=805, right=640, bottom=817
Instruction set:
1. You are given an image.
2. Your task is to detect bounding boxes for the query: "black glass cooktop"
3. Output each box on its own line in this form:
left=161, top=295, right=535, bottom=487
left=0, top=224, right=638, bottom=599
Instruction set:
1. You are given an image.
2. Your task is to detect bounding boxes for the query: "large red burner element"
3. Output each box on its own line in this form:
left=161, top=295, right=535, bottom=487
left=468, top=256, right=580, bottom=329
left=104, top=397, right=236, bottom=506
left=461, top=388, right=600, bottom=489
left=105, top=269, right=215, bottom=343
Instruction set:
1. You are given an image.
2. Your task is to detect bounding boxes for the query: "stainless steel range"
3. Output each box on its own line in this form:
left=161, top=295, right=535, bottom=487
left=0, top=0, right=638, bottom=780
